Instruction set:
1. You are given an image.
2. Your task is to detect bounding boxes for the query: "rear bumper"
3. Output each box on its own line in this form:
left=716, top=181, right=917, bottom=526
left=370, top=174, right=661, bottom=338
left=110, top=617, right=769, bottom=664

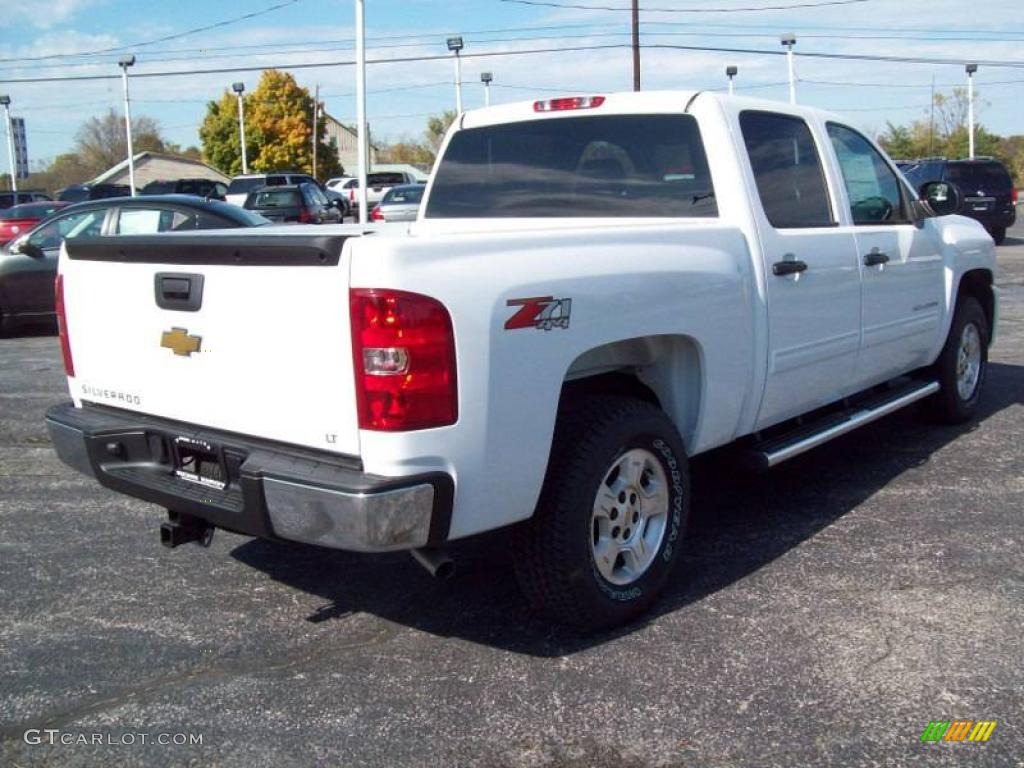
left=45, top=402, right=452, bottom=552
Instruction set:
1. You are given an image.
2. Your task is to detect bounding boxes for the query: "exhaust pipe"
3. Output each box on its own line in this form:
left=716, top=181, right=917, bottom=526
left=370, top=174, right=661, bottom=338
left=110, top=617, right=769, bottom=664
left=411, top=547, right=455, bottom=579
left=160, top=511, right=215, bottom=548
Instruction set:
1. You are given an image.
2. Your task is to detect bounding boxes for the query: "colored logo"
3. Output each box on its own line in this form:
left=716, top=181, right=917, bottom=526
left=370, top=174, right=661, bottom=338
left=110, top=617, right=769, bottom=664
left=505, top=296, right=572, bottom=331
left=920, top=720, right=997, bottom=743
left=160, top=327, right=202, bottom=357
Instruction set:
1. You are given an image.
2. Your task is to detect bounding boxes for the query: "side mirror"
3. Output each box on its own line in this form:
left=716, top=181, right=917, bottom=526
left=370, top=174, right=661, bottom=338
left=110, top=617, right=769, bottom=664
left=12, top=237, right=44, bottom=258
left=920, top=180, right=963, bottom=217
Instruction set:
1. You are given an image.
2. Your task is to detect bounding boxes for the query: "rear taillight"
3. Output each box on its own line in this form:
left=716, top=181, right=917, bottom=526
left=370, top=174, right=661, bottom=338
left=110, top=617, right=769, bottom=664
left=533, top=95, right=606, bottom=112
left=1013, top=187, right=1019, bottom=204
left=349, top=289, right=457, bottom=431
left=54, top=274, right=75, bottom=377
left=370, top=205, right=384, bottom=221
left=298, top=206, right=313, bottom=223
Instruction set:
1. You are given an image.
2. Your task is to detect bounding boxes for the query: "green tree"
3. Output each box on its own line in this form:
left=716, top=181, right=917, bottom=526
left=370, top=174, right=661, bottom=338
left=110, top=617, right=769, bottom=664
left=426, top=110, right=457, bottom=152
left=199, top=91, right=247, bottom=176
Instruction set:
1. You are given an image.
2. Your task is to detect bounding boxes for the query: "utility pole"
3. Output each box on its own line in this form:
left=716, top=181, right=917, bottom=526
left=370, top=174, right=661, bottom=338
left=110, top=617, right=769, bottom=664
left=631, top=0, right=640, bottom=91
left=966, top=62, right=977, bottom=159
left=0, top=95, right=16, bottom=192
left=232, top=82, right=248, bottom=174
left=781, top=34, right=797, bottom=104
left=928, top=75, right=935, bottom=156
left=355, top=0, right=368, bottom=222
left=312, top=83, right=320, bottom=179
left=119, top=54, right=137, bottom=195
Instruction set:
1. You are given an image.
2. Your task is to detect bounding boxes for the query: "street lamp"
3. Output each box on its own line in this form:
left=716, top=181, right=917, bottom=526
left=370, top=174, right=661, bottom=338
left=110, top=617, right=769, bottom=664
left=232, top=81, right=248, bottom=174
left=0, top=95, right=15, bottom=193
left=966, top=62, right=978, bottom=159
left=780, top=34, right=797, bottom=104
left=355, top=0, right=368, bottom=222
left=447, top=36, right=464, bottom=114
left=481, top=71, right=493, bottom=107
left=118, top=54, right=137, bottom=195
left=726, top=65, right=738, bottom=96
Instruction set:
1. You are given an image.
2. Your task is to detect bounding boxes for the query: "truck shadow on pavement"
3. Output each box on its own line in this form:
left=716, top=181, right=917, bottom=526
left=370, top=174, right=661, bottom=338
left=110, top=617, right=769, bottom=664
left=231, top=361, right=1023, bottom=657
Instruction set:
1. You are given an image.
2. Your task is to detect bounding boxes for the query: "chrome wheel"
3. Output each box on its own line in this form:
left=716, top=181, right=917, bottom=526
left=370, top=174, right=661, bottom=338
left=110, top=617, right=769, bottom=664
left=590, top=448, right=669, bottom=586
left=956, top=322, right=982, bottom=401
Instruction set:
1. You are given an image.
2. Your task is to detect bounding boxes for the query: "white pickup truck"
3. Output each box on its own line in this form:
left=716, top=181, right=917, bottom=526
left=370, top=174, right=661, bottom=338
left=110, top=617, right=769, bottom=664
left=47, top=91, right=996, bottom=631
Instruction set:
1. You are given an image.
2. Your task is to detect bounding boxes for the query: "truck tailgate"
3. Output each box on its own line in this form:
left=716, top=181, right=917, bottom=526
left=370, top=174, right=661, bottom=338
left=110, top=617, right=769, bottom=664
left=59, top=232, right=361, bottom=457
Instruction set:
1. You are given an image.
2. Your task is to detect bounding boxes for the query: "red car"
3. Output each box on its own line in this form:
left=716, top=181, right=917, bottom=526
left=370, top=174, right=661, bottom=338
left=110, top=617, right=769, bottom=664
left=0, top=201, right=70, bottom=245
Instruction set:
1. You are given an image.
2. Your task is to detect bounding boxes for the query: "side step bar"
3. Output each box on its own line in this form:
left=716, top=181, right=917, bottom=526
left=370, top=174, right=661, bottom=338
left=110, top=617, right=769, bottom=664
left=748, top=380, right=940, bottom=469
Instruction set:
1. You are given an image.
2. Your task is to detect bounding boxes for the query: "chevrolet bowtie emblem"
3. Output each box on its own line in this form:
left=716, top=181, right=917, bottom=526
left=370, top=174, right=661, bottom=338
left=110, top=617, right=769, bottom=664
left=160, top=327, right=202, bottom=357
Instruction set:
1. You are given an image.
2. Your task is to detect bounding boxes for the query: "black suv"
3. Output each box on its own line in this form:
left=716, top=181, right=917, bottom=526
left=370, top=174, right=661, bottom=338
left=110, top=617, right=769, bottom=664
left=140, top=178, right=228, bottom=200
left=0, top=190, right=52, bottom=209
left=900, top=157, right=1017, bottom=244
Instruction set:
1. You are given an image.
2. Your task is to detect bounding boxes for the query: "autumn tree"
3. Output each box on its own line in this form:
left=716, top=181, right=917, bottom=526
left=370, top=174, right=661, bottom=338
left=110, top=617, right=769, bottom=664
left=426, top=110, right=457, bottom=152
left=200, top=70, right=341, bottom=180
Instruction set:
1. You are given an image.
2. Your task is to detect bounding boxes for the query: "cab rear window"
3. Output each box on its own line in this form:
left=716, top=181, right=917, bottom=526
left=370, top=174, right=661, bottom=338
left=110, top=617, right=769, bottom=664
left=425, top=114, right=717, bottom=218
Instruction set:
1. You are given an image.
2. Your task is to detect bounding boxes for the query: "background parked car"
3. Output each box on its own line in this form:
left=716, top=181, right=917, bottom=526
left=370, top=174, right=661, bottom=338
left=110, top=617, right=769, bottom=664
left=370, top=183, right=424, bottom=223
left=337, top=171, right=421, bottom=218
left=0, top=201, right=70, bottom=245
left=322, top=187, right=351, bottom=220
left=0, top=190, right=52, bottom=209
left=140, top=178, right=228, bottom=200
left=57, top=183, right=131, bottom=203
left=900, top=157, right=1017, bottom=243
left=224, top=172, right=318, bottom=206
left=0, top=195, right=267, bottom=332
left=243, top=183, right=342, bottom=224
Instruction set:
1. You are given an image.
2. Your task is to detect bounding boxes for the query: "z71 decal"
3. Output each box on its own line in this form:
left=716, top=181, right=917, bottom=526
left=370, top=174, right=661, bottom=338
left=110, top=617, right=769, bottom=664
left=505, top=296, right=572, bottom=331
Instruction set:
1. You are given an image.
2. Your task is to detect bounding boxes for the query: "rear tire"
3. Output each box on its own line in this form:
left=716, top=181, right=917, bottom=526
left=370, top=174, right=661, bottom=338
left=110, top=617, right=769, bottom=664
left=927, top=296, right=988, bottom=424
left=988, top=227, right=1006, bottom=245
left=512, top=396, right=689, bottom=633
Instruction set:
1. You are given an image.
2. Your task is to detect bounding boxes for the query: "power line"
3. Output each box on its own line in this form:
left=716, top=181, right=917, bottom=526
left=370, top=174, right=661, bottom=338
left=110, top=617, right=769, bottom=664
left=0, top=0, right=304, bottom=63
left=499, top=0, right=874, bottom=11
left=3, top=41, right=1023, bottom=88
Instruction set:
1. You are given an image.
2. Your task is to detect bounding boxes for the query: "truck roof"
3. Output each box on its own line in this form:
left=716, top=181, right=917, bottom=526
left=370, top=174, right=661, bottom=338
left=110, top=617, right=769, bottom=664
left=458, top=90, right=850, bottom=130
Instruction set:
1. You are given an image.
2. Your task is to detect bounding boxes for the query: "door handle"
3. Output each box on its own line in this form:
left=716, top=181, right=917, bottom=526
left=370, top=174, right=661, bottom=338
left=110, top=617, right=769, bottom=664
left=772, top=259, right=808, bottom=276
left=864, top=251, right=890, bottom=266
left=155, top=272, right=204, bottom=312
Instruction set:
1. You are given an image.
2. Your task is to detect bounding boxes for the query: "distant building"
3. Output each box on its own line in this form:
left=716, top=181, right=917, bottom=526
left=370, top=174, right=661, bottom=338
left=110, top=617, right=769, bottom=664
left=90, top=152, right=229, bottom=187
left=321, top=111, right=378, bottom=175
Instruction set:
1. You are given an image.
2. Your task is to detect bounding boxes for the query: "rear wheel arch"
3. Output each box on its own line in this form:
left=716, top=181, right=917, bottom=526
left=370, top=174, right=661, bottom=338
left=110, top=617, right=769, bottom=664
left=560, top=334, right=704, bottom=452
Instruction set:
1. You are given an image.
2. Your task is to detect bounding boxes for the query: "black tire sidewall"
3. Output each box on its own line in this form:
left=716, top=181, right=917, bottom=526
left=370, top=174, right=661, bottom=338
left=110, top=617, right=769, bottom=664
left=560, top=407, right=689, bottom=623
left=934, top=297, right=988, bottom=422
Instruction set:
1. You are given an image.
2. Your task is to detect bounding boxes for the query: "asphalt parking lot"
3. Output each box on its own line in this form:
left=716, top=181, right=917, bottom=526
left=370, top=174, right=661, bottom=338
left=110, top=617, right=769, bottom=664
left=1, top=223, right=1022, bottom=768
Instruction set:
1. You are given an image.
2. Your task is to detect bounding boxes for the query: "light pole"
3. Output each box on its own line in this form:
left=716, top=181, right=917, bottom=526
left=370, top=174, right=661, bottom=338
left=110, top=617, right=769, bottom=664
left=726, top=65, right=738, bottom=96
left=966, top=62, right=977, bottom=160
left=447, top=36, right=464, bottom=114
left=311, top=83, right=320, bottom=179
left=119, top=54, right=137, bottom=195
left=0, top=95, right=15, bottom=192
left=781, top=34, right=797, bottom=105
left=481, top=72, right=493, bottom=107
left=355, top=0, right=368, bottom=222
left=232, top=81, right=248, bottom=174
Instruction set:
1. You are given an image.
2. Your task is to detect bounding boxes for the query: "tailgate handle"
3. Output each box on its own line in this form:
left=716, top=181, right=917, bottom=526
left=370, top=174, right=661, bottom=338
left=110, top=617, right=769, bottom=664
left=155, top=272, right=204, bottom=312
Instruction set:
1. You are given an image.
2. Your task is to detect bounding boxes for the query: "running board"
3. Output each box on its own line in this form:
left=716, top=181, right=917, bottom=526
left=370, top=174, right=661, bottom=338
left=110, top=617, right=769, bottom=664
left=748, top=380, right=940, bottom=469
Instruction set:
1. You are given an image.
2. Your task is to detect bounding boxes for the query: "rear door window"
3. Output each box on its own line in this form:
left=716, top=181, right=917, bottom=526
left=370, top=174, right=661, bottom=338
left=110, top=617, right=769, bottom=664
left=426, top=114, right=717, bottom=218
left=740, top=111, right=834, bottom=229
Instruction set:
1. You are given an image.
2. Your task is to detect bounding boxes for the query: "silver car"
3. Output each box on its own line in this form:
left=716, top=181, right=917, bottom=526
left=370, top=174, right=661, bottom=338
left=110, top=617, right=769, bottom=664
left=370, top=184, right=425, bottom=223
